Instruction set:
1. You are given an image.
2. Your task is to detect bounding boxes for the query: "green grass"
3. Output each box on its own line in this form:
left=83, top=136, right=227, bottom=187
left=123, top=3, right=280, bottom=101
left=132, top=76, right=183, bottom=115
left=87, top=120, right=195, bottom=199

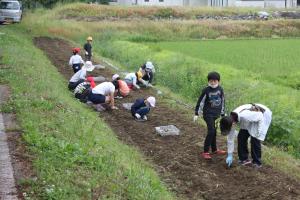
left=146, top=39, right=300, bottom=89
left=0, top=26, right=174, bottom=200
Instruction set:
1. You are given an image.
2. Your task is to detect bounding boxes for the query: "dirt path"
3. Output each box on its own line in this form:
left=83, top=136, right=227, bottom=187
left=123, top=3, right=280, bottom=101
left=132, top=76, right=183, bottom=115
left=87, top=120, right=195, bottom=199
left=34, top=37, right=300, bottom=200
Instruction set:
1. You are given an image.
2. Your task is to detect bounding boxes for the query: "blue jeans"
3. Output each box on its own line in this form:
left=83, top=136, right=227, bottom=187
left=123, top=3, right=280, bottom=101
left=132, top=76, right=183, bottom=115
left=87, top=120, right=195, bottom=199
left=132, top=107, right=150, bottom=118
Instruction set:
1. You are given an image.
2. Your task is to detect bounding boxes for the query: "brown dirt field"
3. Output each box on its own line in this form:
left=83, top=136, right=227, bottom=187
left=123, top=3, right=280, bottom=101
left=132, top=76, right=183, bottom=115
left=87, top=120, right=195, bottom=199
left=34, top=37, right=300, bottom=200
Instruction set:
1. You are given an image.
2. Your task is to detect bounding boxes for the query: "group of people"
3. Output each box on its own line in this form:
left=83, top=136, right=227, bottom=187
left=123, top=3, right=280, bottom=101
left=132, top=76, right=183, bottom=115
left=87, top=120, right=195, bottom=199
left=194, top=71, right=272, bottom=168
left=67, top=36, right=157, bottom=121
left=68, top=36, right=273, bottom=168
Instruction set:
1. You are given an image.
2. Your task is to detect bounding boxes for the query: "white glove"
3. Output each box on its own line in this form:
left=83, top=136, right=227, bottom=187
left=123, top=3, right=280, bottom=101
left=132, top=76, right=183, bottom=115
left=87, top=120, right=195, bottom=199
left=193, top=115, right=199, bottom=122
left=85, top=51, right=88, bottom=55
left=112, top=106, right=118, bottom=110
left=147, top=83, right=153, bottom=88
left=135, top=113, right=141, bottom=119
left=140, top=79, right=148, bottom=86
left=143, top=115, right=147, bottom=120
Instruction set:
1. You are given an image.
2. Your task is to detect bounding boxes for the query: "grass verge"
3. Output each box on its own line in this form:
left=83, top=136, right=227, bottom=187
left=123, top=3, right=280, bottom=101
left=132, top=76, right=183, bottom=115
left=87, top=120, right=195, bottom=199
left=0, top=25, right=174, bottom=200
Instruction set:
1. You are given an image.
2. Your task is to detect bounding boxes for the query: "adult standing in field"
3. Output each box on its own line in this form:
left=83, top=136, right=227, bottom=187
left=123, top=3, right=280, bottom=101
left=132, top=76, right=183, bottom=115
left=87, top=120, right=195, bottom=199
left=88, top=81, right=119, bottom=110
left=194, top=71, right=226, bottom=159
left=68, top=61, right=95, bottom=90
left=69, top=47, right=84, bottom=73
left=84, top=36, right=93, bottom=61
left=220, top=104, right=272, bottom=168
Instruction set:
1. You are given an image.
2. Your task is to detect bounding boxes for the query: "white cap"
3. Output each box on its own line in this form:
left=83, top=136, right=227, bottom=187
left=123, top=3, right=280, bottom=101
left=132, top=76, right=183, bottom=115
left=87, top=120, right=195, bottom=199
left=112, top=74, right=120, bottom=81
left=145, top=61, right=154, bottom=71
left=146, top=96, right=156, bottom=107
left=83, top=61, right=95, bottom=72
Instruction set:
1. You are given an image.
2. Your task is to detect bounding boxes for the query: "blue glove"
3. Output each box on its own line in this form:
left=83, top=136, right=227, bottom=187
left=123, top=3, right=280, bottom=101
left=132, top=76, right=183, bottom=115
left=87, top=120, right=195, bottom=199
left=226, top=153, right=233, bottom=167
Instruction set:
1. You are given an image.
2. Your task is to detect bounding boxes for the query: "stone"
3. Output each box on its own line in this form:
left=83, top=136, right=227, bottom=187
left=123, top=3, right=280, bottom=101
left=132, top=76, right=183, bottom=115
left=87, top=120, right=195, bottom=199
left=94, top=64, right=105, bottom=69
left=122, top=103, right=133, bottom=111
left=155, top=125, right=180, bottom=136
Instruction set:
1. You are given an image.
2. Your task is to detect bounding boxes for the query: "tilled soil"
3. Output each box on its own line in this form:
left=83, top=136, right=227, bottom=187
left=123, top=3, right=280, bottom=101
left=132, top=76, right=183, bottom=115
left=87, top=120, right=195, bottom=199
left=34, top=37, right=300, bottom=200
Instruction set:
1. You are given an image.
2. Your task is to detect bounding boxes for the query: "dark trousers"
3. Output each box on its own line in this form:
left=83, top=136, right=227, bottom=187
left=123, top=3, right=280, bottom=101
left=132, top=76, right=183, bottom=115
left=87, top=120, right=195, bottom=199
left=85, top=54, right=91, bottom=61
left=131, top=107, right=150, bottom=118
left=203, top=116, right=218, bottom=153
left=68, top=79, right=84, bottom=91
left=142, top=72, right=154, bottom=83
left=88, top=92, right=106, bottom=104
left=238, top=129, right=262, bottom=165
left=72, top=64, right=81, bottom=73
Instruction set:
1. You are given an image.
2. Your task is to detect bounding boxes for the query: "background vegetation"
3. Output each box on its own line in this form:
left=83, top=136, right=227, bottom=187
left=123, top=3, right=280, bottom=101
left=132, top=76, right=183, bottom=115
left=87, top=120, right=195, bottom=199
left=21, top=0, right=110, bottom=9
left=147, top=39, right=300, bottom=89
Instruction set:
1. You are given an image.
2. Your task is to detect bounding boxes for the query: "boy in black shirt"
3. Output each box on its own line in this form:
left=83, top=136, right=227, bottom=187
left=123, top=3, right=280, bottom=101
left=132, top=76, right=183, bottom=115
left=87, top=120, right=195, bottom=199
left=84, top=36, right=93, bottom=61
left=194, top=71, right=226, bottom=159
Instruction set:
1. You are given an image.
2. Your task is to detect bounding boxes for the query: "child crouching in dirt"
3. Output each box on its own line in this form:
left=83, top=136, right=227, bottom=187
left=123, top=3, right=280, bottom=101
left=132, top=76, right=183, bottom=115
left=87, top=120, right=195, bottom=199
left=138, top=61, right=155, bottom=86
left=194, top=71, right=226, bottom=159
left=131, top=96, right=156, bottom=122
left=68, top=61, right=95, bottom=90
left=87, top=80, right=119, bottom=110
left=125, top=71, right=152, bottom=90
left=112, top=74, right=130, bottom=98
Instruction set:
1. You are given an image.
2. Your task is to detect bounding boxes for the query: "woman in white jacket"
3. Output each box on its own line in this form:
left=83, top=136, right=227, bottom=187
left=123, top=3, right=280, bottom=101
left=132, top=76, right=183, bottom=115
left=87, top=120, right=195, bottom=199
left=220, top=104, right=272, bottom=168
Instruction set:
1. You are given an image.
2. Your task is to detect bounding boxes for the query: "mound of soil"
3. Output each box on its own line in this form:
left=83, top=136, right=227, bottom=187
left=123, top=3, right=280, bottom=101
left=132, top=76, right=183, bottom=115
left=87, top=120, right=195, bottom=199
left=34, top=37, right=300, bottom=200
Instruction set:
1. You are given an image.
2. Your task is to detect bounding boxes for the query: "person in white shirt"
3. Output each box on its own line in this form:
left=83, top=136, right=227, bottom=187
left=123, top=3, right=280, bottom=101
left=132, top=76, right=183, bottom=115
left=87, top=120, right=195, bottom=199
left=220, top=103, right=272, bottom=168
left=124, top=72, right=141, bottom=89
left=88, top=81, right=119, bottom=110
left=69, top=48, right=85, bottom=73
left=68, top=61, right=94, bottom=90
left=125, top=71, right=151, bottom=90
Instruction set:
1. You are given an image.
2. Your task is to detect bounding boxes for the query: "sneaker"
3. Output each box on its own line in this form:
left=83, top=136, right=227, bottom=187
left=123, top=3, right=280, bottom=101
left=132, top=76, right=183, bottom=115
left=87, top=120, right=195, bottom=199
left=135, top=118, right=147, bottom=122
left=135, top=113, right=141, bottom=119
left=142, top=115, right=148, bottom=121
left=238, top=159, right=252, bottom=166
left=201, top=152, right=212, bottom=159
left=253, top=163, right=262, bottom=169
left=114, top=96, right=123, bottom=99
left=212, top=149, right=226, bottom=155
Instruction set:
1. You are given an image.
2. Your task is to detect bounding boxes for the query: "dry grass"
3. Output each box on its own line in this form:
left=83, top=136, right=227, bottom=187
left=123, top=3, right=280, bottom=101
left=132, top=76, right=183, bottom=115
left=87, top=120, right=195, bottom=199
left=57, top=3, right=261, bottom=19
